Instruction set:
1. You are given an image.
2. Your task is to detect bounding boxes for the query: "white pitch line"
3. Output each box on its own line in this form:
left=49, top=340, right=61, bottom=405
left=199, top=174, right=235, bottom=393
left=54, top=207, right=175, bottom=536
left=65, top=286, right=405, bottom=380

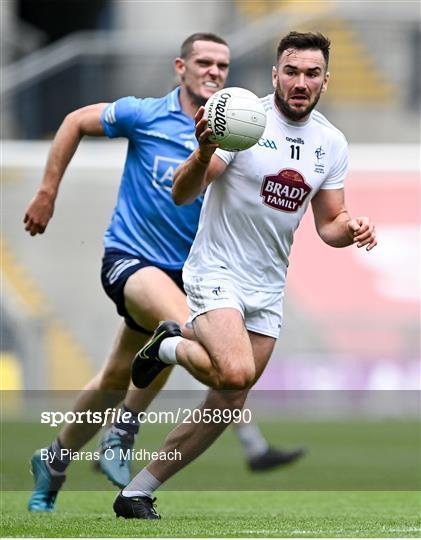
left=236, top=527, right=421, bottom=535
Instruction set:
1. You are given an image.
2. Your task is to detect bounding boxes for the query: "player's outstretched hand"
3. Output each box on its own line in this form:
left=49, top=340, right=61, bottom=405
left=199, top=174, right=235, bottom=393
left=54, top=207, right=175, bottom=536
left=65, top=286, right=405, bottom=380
left=23, top=190, right=55, bottom=236
left=194, top=106, right=219, bottom=163
left=347, top=217, right=377, bottom=251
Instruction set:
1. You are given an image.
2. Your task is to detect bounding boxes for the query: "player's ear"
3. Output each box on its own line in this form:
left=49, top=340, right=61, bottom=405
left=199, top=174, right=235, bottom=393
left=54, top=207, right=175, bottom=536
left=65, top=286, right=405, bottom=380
left=321, top=71, right=330, bottom=93
left=271, top=66, right=278, bottom=89
left=174, top=57, right=186, bottom=77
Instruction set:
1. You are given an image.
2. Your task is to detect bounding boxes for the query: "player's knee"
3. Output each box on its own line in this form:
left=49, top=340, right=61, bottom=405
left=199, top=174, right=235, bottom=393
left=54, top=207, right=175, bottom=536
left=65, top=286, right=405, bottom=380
left=218, top=365, right=255, bottom=390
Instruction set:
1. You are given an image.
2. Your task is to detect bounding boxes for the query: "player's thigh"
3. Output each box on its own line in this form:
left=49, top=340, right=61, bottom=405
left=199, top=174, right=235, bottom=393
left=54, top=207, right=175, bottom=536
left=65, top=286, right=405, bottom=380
left=124, top=266, right=189, bottom=331
left=249, top=330, right=276, bottom=383
left=192, top=308, right=255, bottom=374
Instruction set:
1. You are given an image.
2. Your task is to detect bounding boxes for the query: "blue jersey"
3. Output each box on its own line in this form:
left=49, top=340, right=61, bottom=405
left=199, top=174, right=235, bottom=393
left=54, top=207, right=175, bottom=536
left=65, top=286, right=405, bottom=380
left=100, top=87, right=201, bottom=269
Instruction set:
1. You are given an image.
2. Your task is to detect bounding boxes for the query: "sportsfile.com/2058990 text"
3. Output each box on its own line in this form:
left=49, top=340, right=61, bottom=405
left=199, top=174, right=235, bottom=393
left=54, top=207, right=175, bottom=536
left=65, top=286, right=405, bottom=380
left=40, top=407, right=252, bottom=427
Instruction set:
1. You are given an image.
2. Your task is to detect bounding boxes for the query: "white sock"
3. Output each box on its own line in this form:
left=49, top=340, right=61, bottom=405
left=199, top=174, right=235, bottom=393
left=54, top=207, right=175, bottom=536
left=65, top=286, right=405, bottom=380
left=235, top=423, right=269, bottom=459
left=111, top=426, right=129, bottom=436
left=122, top=468, right=161, bottom=498
left=158, top=336, right=183, bottom=364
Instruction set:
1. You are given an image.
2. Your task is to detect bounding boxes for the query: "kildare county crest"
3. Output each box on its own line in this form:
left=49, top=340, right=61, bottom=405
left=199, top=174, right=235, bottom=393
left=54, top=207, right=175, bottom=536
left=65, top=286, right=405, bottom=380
left=260, top=169, right=312, bottom=212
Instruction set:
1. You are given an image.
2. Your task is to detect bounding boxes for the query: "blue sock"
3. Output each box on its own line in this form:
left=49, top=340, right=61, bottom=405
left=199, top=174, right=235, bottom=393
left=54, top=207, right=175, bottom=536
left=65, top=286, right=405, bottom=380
left=47, top=438, right=70, bottom=474
left=113, top=404, right=140, bottom=436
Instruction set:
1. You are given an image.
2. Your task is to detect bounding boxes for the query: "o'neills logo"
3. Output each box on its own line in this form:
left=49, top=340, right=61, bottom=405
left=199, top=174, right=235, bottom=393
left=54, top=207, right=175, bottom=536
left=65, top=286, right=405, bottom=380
left=211, top=92, right=231, bottom=136
left=260, top=168, right=311, bottom=212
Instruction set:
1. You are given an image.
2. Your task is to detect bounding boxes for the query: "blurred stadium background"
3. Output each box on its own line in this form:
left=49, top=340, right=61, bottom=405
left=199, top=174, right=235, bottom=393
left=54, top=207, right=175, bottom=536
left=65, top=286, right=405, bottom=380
left=1, top=0, right=419, bottom=402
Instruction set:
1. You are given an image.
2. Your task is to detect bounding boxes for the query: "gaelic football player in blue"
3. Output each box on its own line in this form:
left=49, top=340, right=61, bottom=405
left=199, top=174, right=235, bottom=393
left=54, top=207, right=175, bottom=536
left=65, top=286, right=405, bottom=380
left=24, top=32, right=304, bottom=513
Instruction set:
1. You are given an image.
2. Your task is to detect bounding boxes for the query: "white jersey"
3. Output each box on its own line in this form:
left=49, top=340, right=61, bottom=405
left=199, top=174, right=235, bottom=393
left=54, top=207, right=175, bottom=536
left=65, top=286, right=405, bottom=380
left=183, top=93, right=348, bottom=293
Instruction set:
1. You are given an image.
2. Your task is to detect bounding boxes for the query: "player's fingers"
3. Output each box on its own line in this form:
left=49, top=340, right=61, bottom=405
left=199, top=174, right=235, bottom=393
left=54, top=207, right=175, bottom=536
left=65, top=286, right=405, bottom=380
left=195, top=118, right=210, bottom=138
left=195, top=116, right=208, bottom=132
left=31, top=226, right=46, bottom=236
left=356, top=238, right=370, bottom=248
left=366, top=238, right=377, bottom=251
left=356, top=231, right=376, bottom=248
left=353, top=223, right=374, bottom=242
left=197, top=116, right=208, bottom=127
left=350, top=216, right=372, bottom=237
left=195, top=106, right=205, bottom=122
left=25, top=218, right=46, bottom=236
left=199, top=127, right=215, bottom=144
left=348, top=219, right=360, bottom=233
left=361, top=234, right=377, bottom=250
left=26, top=225, right=37, bottom=235
left=24, top=217, right=34, bottom=231
left=353, top=230, right=370, bottom=243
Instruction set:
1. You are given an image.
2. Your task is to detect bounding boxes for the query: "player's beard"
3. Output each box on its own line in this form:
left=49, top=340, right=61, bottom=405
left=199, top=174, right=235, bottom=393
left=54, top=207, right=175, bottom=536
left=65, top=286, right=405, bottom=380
left=274, top=83, right=323, bottom=121
left=185, top=84, right=208, bottom=108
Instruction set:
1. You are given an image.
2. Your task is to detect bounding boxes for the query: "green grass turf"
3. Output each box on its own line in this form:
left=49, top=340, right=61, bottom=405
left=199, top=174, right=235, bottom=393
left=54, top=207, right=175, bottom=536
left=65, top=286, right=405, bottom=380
left=1, top=418, right=420, bottom=536
left=2, top=418, right=419, bottom=491
left=2, top=490, right=420, bottom=537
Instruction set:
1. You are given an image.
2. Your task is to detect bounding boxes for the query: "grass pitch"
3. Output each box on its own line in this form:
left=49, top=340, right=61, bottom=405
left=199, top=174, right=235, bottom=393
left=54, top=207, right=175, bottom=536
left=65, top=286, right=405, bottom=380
left=2, top=490, right=420, bottom=537
left=1, top=418, right=420, bottom=537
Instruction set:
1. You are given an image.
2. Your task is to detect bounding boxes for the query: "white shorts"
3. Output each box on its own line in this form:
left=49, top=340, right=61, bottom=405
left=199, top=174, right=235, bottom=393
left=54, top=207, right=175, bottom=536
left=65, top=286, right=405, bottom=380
left=183, top=272, right=284, bottom=339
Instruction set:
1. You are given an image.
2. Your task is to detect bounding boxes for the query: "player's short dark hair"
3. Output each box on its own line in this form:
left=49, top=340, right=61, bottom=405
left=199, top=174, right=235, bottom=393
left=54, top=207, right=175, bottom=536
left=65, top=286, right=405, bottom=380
left=180, top=32, right=228, bottom=59
left=276, top=31, right=331, bottom=69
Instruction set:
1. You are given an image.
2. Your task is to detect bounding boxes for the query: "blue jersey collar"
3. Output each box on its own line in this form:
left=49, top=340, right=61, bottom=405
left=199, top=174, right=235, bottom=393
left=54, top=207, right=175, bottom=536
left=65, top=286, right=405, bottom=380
left=168, top=87, right=182, bottom=113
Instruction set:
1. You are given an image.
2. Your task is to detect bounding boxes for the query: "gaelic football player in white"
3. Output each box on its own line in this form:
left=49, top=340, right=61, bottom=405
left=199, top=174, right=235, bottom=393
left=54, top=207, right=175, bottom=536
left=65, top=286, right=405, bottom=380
left=121, top=31, right=376, bottom=519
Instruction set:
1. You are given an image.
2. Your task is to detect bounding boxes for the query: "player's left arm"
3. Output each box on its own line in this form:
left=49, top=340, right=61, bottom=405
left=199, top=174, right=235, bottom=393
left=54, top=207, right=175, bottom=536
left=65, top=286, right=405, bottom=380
left=311, top=188, right=377, bottom=251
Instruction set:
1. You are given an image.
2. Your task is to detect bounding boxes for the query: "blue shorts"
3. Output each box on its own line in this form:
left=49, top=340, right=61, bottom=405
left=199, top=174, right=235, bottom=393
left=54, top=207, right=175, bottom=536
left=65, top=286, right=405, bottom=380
left=101, top=248, right=184, bottom=334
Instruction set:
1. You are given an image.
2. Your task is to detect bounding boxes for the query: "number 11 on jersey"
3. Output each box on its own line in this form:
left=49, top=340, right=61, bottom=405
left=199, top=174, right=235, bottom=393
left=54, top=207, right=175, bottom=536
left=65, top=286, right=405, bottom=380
left=290, top=145, right=300, bottom=160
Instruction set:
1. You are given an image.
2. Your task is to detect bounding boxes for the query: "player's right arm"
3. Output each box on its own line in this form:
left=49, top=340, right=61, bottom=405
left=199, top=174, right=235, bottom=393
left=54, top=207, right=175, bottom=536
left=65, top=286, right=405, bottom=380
left=173, top=106, right=226, bottom=205
left=23, top=103, right=108, bottom=236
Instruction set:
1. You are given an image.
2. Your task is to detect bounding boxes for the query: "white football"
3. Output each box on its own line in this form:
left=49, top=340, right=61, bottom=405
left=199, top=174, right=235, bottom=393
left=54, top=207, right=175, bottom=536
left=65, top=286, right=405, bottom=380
left=204, top=87, right=266, bottom=151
